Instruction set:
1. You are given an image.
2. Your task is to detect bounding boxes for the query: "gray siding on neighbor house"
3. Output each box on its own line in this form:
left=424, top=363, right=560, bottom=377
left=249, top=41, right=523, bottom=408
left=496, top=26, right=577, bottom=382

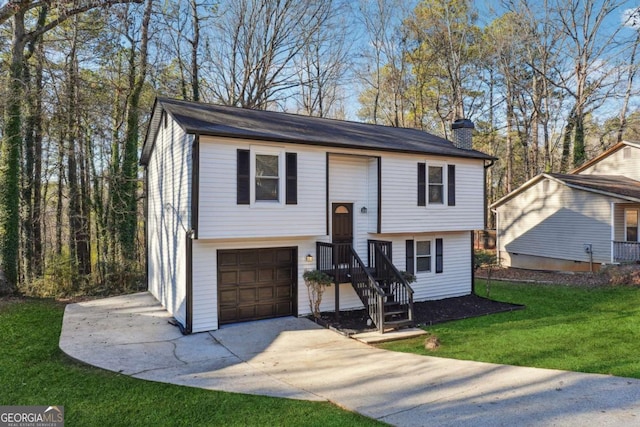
left=496, top=177, right=624, bottom=265
left=578, top=144, right=640, bottom=180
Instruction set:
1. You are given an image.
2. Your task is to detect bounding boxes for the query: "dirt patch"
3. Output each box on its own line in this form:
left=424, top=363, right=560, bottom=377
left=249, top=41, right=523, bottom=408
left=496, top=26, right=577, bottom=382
left=313, top=294, right=524, bottom=335
left=477, top=264, right=640, bottom=287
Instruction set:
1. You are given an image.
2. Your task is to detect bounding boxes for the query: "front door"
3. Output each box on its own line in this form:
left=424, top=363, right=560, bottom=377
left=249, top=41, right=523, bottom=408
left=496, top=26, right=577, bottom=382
left=332, top=203, right=353, bottom=264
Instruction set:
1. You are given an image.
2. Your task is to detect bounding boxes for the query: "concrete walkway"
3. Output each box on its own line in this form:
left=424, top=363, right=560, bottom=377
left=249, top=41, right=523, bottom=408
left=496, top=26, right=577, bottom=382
left=60, top=292, right=640, bottom=426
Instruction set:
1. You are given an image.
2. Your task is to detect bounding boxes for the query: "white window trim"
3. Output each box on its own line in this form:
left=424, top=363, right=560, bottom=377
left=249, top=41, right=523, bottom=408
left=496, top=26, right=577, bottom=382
left=426, top=161, right=448, bottom=206
left=250, top=145, right=285, bottom=208
left=624, top=208, right=639, bottom=242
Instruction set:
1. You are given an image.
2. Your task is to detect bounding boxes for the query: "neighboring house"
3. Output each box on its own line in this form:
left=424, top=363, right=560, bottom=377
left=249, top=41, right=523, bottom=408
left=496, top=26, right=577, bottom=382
left=492, top=142, right=640, bottom=272
left=140, top=97, right=494, bottom=334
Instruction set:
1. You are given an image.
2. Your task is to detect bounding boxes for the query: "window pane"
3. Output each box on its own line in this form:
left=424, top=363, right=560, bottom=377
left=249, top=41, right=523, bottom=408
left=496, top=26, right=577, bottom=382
left=428, top=166, right=442, bottom=183
left=417, top=256, right=431, bottom=272
left=256, top=154, right=279, bottom=177
left=429, top=185, right=443, bottom=204
left=627, top=210, right=639, bottom=242
left=256, top=177, right=279, bottom=200
left=416, top=241, right=431, bottom=256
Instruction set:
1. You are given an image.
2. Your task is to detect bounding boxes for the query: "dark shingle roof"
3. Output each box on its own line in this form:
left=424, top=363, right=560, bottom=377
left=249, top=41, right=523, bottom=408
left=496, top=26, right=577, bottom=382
left=140, top=97, right=494, bottom=165
left=548, top=173, right=640, bottom=201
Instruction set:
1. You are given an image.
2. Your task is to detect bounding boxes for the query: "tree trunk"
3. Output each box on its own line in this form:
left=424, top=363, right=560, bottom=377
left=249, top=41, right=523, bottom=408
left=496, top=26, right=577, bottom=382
left=0, top=11, right=27, bottom=290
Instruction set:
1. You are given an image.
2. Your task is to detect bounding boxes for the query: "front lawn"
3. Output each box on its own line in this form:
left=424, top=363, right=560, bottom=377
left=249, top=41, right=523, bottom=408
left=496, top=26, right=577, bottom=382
left=378, top=281, right=640, bottom=378
left=0, top=298, right=381, bottom=427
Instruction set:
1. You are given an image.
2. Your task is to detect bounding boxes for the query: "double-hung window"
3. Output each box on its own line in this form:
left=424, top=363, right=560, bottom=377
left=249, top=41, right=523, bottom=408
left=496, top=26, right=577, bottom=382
left=626, top=209, right=639, bottom=242
left=416, top=240, right=432, bottom=272
left=418, top=163, right=455, bottom=206
left=255, top=154, right=279, bottom=201
left=428, top=166, right=444, bottom=204
left=237, top=148, right=297, bottom=205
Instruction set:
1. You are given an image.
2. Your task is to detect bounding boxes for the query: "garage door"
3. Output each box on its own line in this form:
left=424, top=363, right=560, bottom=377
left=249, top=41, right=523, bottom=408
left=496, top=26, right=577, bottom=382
left=218, top=247, right=297, bottom=325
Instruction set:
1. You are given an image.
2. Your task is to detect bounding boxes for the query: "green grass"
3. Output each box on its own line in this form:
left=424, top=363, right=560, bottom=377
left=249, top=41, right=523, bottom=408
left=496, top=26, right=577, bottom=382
left=0, top=299, right=382, bottom=427
left=379, top=281, right=640, bottom=378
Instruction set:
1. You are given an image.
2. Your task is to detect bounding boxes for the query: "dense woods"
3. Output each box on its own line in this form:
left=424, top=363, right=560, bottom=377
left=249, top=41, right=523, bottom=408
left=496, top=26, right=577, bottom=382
left=1, top=0, right=639, bottom=296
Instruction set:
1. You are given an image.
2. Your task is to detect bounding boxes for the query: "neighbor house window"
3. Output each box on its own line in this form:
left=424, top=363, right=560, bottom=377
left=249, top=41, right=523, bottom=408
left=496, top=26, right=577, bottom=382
left=626, top=209, right=639, bottom=242
left=428, top=166, right=443, bottom=204
left=416, top=240, right=432, bottom=272
left=255, top=154, right=279, bottom=201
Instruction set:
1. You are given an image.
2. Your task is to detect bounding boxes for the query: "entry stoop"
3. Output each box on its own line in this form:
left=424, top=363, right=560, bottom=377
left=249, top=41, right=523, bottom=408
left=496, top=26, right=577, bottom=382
left=351, top=327, right=427, bottom=344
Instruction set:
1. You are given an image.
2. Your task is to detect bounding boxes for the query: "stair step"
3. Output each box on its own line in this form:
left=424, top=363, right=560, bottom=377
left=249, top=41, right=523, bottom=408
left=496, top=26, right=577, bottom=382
left=384, top=310, right=408, bottom=317
left=384, top=319, right=414, bottom=329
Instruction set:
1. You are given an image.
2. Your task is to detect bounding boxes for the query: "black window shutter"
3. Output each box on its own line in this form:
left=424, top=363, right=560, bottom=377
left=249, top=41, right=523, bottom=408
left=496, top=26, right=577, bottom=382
left=417, top=163, right=426, bottom=206
left=406, top=240, right=415, bottom=274
left=286, top=152, right=297, bottom=205
left=448, top=165, right=456, bottom=206
left=237, top=149, right=250, bottom=205
left=435, top=238, right=443, bottom=273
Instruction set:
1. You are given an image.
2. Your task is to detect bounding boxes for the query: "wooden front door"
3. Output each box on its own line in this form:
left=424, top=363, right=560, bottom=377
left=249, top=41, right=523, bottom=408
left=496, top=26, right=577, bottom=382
left=332, top=203, right=353, bottom=264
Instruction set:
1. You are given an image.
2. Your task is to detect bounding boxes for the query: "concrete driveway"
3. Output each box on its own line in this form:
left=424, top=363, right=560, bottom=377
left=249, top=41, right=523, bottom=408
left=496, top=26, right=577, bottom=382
left=59, top=292, right=640, bottom=426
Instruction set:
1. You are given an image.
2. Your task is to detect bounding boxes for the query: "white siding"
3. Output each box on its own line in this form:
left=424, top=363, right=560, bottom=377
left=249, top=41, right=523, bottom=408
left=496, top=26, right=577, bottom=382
left=197, top=137, right=326, bottom=239
left=146, top=116, right=192, bottom=325
left=381, top=154, right=485, bottom=233
left=496, top=177, right=623, bottom=264
left=190, top=237, right=363, bottom=332
left=329, top=154, right=372, bottom=258
left=374, top=232, right=472, bottom=301
left=578, top=144, right=640, bottom=180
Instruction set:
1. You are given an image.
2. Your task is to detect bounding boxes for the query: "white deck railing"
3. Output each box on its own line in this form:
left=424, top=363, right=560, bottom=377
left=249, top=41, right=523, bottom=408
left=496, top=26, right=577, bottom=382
left=613, top=241, right=640, bottom=262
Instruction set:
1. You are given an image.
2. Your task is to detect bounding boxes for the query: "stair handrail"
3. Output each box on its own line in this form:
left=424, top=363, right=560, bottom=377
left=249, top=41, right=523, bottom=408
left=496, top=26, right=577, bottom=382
left=348, top=247, right=386, bottom=333
left=374, top=245, right=414, bottom=323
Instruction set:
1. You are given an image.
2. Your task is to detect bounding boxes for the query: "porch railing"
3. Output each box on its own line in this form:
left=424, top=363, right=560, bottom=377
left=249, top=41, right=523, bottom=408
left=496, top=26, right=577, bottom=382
left=368, top=239, right=392, bottom=270
left=372, top=244, right=414, bottom=324
left=316, top=240, right=413, bottom=333
left=613, top=241, right=640, bottom=263
left=316, top=241, right=352, bottom=283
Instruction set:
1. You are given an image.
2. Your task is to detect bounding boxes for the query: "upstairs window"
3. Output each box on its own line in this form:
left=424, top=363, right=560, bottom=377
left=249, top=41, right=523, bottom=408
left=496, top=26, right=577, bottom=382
left=255, top=154, right=279, bottom=201
left=428, top=166, right=444, bottom=204
left=418, top=163, right=455, bottom=206
left=237, top=148, right=297, bottom=205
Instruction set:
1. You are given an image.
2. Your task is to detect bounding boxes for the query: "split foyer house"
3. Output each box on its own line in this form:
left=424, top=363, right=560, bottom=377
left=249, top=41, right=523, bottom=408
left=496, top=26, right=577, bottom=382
left=140, top=98, right=494, bottom=333
left=492, top=141, right=640, bottom=272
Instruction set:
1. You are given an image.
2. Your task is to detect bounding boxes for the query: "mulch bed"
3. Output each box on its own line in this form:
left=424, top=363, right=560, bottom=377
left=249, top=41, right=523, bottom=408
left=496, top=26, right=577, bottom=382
left=314, top=294, right=524, bottom=335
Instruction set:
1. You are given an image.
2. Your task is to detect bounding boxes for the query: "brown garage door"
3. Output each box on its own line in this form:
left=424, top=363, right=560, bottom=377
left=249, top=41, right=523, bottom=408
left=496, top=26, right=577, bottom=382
left=218, top=247, right=297, bottom=325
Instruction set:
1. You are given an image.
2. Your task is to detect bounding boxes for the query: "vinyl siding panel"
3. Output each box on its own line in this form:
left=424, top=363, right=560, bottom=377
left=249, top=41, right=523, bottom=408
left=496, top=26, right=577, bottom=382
left=329, top=155, right=371, bottom=258
left=496, top=178, right=621, bottom=264
left=381, top=154, right=485, bottom=233
left=198, top=137, right=326, bottom=239
left=371, top=232, right=472, bottom=300
left=578, top=145, right=640, bottom=180
left=190, top=237, right=363, bottom=330
left=146, top=117, right=192, bottom=325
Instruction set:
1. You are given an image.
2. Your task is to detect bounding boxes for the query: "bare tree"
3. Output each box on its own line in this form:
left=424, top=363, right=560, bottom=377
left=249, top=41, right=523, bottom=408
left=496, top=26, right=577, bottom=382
left=294, top=0, right=352, bottom=117
left=202, top=0, right=332, bottom=109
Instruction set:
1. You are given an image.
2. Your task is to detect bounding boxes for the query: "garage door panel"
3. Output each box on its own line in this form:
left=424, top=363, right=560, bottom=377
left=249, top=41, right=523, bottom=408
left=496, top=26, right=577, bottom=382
left=258, top=287, right=274, bottom=299
left=258, top=268, right=274, bottom=282
left=239, top=270, right=257, bottom=283
left=219, top=289, right=237, bottom=304
left=238, top=287, right=257, bottom=303
left=218, top=252, right=238, bottom=266
left=220, top=272, right=238, bottom=286
left=239, top=251, right=259, bottom=265
left=218, top=247, right=297, bottom=325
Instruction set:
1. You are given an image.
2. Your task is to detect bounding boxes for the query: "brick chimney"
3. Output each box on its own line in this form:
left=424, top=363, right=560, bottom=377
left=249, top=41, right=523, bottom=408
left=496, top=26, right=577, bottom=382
left=451, top=119, right=474, bottom=150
